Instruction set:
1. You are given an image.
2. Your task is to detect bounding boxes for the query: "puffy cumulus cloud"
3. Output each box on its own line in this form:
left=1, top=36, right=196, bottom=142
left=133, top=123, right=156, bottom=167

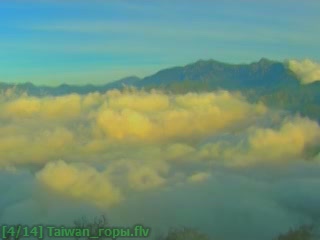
left=197, top=116, right=320, bottom=166
left=247, top=117, right=320, bottom=161
left=34, top=154, right=170, bottom=207
left=0, top=127, right=75, bottom=166
left=2, top=97, right=41, bottom=117
left=2, top=87, right=320, bottom=240
left=95, top=90, right=266, bottom=142
left=96, top=108, right=154, bottom=141
left=36, top=160, right=122, bottom=208
left=0, top=89, right=267, bottom=167
left=4, top=88, right=318, bottom=209
left=287, top=59, right=320, bottom=84
left=1, top=94, right=83, bottom=120
left=2, top=88, right=320, bottom=240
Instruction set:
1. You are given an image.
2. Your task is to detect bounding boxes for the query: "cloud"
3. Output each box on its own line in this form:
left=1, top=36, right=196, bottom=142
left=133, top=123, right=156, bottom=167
left=1, top=88, right=320, bottom=240
left=1, top=94, right=82, bottom=120
left=187, top=172, right=211, bottom=183
left=1, top=88, right=319, bottom=213
left=247, top=116, right=320, bottom=162
left=0, top=127, right=75, bottom=166
left=36, top=160, right=123, bottom=208
left=95, top=90, right=266, bottom=142
left=164, top=143, right=196, bottom=163
left=127, top=166, right=167, bottom=191
left=198, top=116, right=320, bottom=166
left=0, top=89, right=266, bottom=167
left=287, top=59, right=320, bottom=84
left=105, top=158, right=170, bottom=192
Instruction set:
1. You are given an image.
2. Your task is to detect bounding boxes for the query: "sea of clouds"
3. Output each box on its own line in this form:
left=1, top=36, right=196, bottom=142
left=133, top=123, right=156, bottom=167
left=0, top=87, right=320, bottom=240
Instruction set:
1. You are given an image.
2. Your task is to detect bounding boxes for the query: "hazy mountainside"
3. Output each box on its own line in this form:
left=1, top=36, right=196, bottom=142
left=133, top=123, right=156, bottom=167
left=0, top=76, right=141, bottom=96
left=136, top=58, right=300, bottom=91
left=1, top=58, right=320, bottom=120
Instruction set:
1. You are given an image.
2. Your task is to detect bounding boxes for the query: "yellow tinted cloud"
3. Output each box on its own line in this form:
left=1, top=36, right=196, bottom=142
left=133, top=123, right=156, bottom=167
left=198, top=116, right=320, bottom=166
left=3, top=97, right=41, bottom=117
left=1, top=94, right=82, bottom=120
left=0, top=88, right=298, bottom=208
left=0, top=127, right=74, bottom=165
left=95, top=90, right=266, bottom=142
left=188, top=172, right=211, bottom=183
left=36, top=160, right=122, bottom=208
left=248, top=117, right=320, bottom=162
left=288, top=59, right=320, bottom=84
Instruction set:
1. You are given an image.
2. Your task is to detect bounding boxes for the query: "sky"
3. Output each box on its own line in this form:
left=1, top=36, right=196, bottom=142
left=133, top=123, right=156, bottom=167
left=0, top=0, right=320, bottom=85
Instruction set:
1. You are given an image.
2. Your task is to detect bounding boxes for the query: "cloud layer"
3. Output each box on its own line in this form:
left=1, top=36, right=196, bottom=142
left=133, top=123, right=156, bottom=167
left=1, top=89, right=320, bottom=203
left=1, top=88, right=320, bottom=240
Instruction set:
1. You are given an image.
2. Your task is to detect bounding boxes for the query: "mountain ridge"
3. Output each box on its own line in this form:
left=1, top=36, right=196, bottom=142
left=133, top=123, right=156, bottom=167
left=1, top=58, right=320, bottom=121
left=0, top=58, right=290, bottom=90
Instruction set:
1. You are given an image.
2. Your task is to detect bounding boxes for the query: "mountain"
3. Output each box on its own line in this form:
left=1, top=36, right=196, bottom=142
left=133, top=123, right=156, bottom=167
left=0, top=58, right=301, bottom=94
left=1, top=58, right=320, bottom=120
left=0, top=76, right=140, bottom=96
left=134, top=58, right=320, bottom=120
left=136, top=58, right=300, bottom=92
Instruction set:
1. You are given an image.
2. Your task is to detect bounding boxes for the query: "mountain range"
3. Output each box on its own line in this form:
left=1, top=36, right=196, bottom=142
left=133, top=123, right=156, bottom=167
left=1, top=58, right=320, bottom=121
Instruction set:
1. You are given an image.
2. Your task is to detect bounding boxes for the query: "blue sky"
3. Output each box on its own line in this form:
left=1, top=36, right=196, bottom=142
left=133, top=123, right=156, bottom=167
left=0, top=0, right=319, bottom=85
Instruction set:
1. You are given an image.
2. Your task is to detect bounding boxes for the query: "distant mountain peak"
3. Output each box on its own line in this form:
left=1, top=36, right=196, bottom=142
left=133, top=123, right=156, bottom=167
left=116, top=76, right=141, bottom=83
left=256, top=57, right=276, bottom=65
left=192, top=58, right=228, bottom=66
left=1, top=58, right=319, bottom=121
